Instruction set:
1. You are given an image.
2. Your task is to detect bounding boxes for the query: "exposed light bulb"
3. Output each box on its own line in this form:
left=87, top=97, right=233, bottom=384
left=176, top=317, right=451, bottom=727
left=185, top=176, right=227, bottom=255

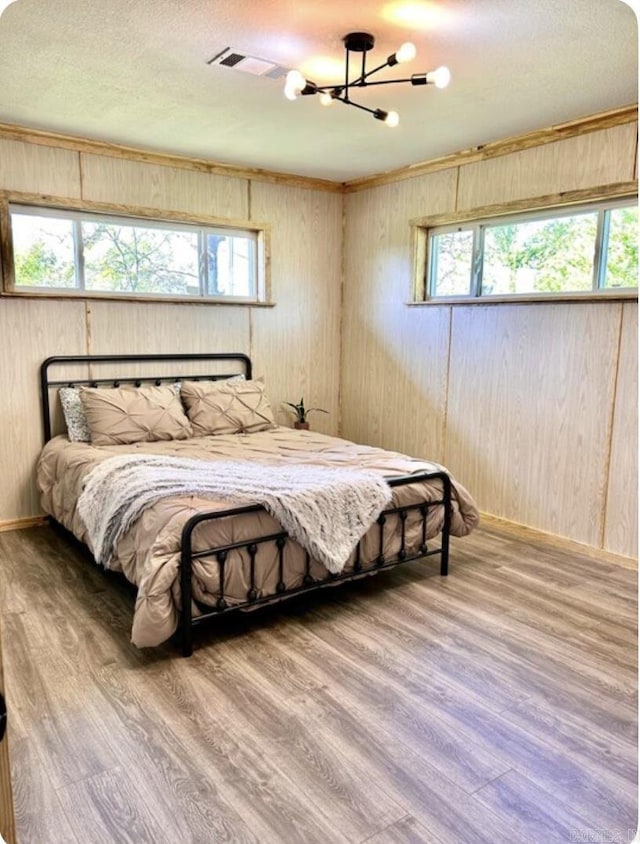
left=395, top=42, right=417, bottom=64
left=426, top=65, right=451, bottom=89
left=284, top=69, right=306, bottom=100
left=0, top=0, right=18, bottom=15
left=319, top=91, right=334, bottom=107
left=373, top=109, right=400, bottom=127
left=286, top=70, right=305, bottom=89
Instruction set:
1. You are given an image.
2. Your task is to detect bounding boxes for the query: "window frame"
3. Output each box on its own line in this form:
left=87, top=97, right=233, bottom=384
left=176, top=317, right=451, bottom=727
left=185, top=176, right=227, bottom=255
left=0, top=192, right=271, bottom=306
left=411, top=184, right=638, bottom=305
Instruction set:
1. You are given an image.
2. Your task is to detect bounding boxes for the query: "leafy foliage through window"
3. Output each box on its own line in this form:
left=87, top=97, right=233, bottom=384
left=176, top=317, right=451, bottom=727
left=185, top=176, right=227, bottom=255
left=424, top=199, right=638, bottom=299
left=10, top=205, right=263, bottom=301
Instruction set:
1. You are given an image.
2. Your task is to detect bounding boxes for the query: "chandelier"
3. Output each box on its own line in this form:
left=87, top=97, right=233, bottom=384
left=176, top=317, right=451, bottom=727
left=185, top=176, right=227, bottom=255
left=284, top=32, right=450, bottom=127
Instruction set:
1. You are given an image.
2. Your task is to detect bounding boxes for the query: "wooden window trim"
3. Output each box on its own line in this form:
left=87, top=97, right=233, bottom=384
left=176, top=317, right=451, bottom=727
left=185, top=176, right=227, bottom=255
left=0, top=191, right=272, bottom=305
left=411, top=181, right=638, bottom=304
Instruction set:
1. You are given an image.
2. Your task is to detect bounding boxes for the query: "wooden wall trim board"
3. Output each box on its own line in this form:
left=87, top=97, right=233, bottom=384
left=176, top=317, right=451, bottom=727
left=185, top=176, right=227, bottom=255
left=85, top=301, right=92, bottom=356
left=0, top=291, right=276, bottom=308
left=602, top=303, right=638, bottom=558
left=479, top=512, right=638, bottom=571
left=598, top=305, right=626, bottom=549
left=407, top=292, right=639, bottom=307
left=0, top=139, right=82, bottom=199
left=409, top=181, right=638, bottom=229
left=0, top=190, right=273, bottom=305
left=0, top=517, right=47, bottom=534
left=439, top=306, right=454, bottom=463
left=0, top=201, right=11, bottom=293
left=0, top=123, right=343, bottom=194
left=0, top=189, right=270, bottom=232
left=455, top=124, right=637, bottom=212
left=0, top=104, right=635, bottom=196
left=344, top=104, right=639, bottom=192
left=336, top=191, right=347, bottom=437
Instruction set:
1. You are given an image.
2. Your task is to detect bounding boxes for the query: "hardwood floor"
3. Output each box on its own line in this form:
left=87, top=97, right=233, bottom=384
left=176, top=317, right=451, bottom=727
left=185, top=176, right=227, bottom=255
left=0, top=523, right=636, bottom=843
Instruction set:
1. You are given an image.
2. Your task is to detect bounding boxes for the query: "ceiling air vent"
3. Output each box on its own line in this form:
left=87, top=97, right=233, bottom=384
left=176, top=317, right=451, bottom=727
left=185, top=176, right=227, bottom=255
left=207, top=48, right=290, bottom=80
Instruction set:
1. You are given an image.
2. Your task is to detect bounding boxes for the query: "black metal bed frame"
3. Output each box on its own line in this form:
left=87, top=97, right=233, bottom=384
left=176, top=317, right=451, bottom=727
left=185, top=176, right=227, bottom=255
left=40, top=353, right=451, bottom=657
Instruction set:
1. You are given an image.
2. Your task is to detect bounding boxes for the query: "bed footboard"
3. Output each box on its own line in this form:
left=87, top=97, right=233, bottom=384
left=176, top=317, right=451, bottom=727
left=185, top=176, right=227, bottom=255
left=179, top=471, right=452, bottom=657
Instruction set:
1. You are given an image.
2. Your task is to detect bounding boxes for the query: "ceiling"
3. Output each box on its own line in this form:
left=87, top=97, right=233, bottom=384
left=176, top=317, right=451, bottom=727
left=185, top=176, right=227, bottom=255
left=0, top=0, right=637, bottom=181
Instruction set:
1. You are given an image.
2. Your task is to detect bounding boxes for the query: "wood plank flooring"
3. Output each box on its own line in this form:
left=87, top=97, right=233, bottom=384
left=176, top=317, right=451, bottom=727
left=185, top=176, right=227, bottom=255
left=0, top=523, right=636, bottom=843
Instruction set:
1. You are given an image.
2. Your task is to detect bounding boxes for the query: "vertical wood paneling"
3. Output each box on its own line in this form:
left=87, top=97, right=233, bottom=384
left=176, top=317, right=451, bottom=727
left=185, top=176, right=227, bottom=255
left=343, top=122, right=637, bottom=556
left=0, top=148, right=341, bottom=520
left=86, top=300, right=250, bottom=378
left=0, top=122, right=635, bottom=557
left=0, top=299, right=87, bottom=519
left=456, top=123, right=637, bottom=209
left=0, top=139, right=81, bottom=197
left=604, top=303, right=638, bottom=557
left=445, top=304, right=621, bottom=546
left=80, top=154, right=248, bottom=219
left=249, top=183, right=342, bottom=436
left=341, top=170, right=458, bottom=459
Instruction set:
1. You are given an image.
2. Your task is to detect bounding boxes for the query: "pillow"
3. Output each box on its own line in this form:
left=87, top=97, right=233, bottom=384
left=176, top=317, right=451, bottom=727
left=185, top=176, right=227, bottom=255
left=58, top=378, right=242, bottom=443
left=59, top=382, right=183, bottom=443
left=59, top=387, right=92, bottom=442
left=180, top=378, right=276, bottom=436
left=79, top=384, right=192, bottom=446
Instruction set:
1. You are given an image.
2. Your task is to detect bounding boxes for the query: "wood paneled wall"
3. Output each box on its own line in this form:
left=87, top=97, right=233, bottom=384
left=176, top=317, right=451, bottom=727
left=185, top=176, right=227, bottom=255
left=342, top=171, right=457, bottom=461
left=604, top=303, right=638, bottom=557
left=342, top=122, right=639, bottom=559
left=249, top=182, right=342, bottom=434
left=0, top=140, right=342, bottom=521
left=0, top=119, right=637, bottom=558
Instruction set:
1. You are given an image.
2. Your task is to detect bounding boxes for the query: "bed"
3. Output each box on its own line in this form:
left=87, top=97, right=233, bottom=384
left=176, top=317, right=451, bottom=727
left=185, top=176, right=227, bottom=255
left=37, top=353, right=479, bottom=656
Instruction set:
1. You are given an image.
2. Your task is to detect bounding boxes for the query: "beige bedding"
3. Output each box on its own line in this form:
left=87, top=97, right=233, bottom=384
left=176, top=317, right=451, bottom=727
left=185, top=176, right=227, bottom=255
left=37, top=427, right=479, bottom=647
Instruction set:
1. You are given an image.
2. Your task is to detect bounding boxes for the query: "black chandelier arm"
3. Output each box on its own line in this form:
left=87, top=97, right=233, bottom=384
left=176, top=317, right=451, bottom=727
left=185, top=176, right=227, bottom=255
left=303, top=83, right=339, bottom=96
left=345, top=45, right=351, bottom=101
left=352, top=75, right=423, bottom=87
left=310, top=84, right=340, bottom=94
left=308, top=74, right=424, bottom=98
left=350, top=58, right=393, bottom=86
left=333, top=96, right=379, bottom=117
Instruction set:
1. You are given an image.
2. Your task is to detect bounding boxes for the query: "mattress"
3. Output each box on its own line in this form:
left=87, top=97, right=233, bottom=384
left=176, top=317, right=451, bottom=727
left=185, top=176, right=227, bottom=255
left=37, top=427, right=479, bottom=647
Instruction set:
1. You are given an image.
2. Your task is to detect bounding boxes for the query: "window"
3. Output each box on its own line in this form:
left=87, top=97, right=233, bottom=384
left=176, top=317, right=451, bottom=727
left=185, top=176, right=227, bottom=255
left=419, top=197, right=638, bottom=300
left=8, top=204, right=265, bottom=302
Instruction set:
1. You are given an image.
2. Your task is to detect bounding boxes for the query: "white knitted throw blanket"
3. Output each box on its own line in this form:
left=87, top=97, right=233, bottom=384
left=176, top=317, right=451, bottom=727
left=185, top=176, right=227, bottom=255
left=77, top=454, right=393, bottom=574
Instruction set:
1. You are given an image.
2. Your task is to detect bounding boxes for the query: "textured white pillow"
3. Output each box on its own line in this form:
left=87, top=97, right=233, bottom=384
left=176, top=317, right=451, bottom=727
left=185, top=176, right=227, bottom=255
left=59, top=387, right=92, bottom=442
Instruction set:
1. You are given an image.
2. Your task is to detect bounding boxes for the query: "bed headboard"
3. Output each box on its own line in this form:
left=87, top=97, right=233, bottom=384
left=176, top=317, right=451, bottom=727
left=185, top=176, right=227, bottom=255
left=40, top=352, right=252, bottom=444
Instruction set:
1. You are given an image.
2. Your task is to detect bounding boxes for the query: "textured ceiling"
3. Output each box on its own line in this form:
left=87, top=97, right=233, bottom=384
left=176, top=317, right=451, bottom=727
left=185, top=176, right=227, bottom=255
left=0, top=0, right=637, bottom=181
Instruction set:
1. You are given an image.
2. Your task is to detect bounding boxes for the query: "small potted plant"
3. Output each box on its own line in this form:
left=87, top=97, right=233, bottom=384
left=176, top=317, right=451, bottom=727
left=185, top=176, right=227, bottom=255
left=283, top=398, right=328, bottom=430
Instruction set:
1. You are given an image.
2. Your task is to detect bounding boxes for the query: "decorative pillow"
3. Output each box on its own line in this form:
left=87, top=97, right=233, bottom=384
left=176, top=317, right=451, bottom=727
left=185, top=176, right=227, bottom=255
left=180, top=378, right=276, bottom=436
left=58, top=379, right=241, bottom=443
left=80, top=384, right=193, bottom=446
left=59, top=387, right=93, bottom=442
